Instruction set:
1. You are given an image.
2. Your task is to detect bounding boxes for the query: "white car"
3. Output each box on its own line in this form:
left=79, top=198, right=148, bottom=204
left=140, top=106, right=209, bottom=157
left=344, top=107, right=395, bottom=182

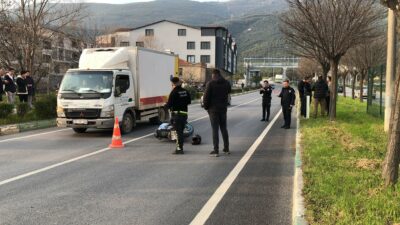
left=200, top=94, right=231, bottom=108
left=356, top=87, right=376, bottom=99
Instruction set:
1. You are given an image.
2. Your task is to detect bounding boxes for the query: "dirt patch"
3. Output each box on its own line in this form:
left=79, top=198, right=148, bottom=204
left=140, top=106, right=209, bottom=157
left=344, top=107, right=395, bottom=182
left=355, top=159, right=381, bottom=170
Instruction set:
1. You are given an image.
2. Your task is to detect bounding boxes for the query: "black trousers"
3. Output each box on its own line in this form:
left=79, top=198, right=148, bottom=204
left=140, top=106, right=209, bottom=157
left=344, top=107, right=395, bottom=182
left=282, top=106, right=292, bottom=128
left=262, top=100, right=271, bottom=120
left=19, top=95, right=28, bottom=103
left=0, top=92, right=2, bottom=102
left=172, top=114, right=187, bottom=150
left=208, top=111, right=229, bottom=152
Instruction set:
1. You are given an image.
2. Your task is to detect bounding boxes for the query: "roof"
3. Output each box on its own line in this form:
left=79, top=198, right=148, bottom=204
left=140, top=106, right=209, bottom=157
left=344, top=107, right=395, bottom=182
left=133, top=20, right=201, bottom=30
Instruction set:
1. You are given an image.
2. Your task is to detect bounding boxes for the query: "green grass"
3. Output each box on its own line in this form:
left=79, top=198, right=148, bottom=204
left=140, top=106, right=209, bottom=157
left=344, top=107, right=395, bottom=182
left=301, top=97, right=400, bottom=225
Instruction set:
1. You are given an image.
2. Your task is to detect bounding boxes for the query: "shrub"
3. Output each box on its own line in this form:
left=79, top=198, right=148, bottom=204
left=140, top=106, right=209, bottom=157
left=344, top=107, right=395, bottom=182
left=16, top=102, right=30, bottom=117
left=34, top=94, right=57, bottom=119
left=0, top=103, right=14, bottom=118
left=185, top=85, right=198, bottom=100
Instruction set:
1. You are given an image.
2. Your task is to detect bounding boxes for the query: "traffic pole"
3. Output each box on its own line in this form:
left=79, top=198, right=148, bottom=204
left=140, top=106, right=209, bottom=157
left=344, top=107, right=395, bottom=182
left=306, top=96, right=310, bottom=119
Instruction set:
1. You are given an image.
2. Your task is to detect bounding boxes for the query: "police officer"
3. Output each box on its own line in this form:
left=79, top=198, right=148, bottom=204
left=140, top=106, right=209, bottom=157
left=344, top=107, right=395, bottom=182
left=166, top=77, right=191, bottom=154
left=278, top=79, right=296, bottom=129
left=260, top=80, right=272, bottom=122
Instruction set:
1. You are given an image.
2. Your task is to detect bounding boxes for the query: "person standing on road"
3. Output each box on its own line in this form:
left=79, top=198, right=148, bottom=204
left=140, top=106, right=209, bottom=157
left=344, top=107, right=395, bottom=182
left=278, top=79, right=296, bottom=129
left=4, top=68, right=16, bottom=104
left=203, top=69, right=231, bottom=157
left=16, top=70, right=29, bottom=103
left=25, top=71, right=35, bottom=108
left=260, top=80, right=272, bottom=122
left=312, top=76, right=328, bottom=118
left=166, top=77, right=191, bottom=155
left=0, top=68, right=5, bottom=102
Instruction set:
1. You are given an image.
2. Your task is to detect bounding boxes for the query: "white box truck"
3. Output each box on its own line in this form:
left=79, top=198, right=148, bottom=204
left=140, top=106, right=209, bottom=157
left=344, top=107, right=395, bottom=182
left=57, top=47, right=176, bottom=134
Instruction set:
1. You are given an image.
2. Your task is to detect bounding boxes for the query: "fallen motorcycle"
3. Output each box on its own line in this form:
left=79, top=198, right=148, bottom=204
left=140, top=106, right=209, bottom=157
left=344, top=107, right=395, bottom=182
left=154, top=122, right=194, bottom=141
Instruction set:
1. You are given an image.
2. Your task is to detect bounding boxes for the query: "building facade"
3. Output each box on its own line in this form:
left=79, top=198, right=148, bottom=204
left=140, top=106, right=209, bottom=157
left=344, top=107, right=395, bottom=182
left=97, top=20, right=237, bottom=75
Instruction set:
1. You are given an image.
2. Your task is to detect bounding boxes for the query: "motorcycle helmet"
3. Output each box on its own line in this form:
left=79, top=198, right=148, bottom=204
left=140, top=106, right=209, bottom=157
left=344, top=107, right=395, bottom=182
left=192, top=134, right=202, bottom=145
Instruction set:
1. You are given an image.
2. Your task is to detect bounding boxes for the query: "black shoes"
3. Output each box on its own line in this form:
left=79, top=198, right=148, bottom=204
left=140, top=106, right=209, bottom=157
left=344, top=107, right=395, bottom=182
left=281, top=125, right=286, bottom=128
left=223, top=148, right=230, bottom=155
left=173, top=147, right=184, bottom=155
left=260, top=119, right=266, bottom=121
left=209, top=150, right=219, bottom=157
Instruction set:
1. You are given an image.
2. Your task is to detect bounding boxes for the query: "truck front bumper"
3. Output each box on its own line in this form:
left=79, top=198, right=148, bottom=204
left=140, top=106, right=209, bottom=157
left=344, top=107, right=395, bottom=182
left=57, top=118, right=114, bottom=129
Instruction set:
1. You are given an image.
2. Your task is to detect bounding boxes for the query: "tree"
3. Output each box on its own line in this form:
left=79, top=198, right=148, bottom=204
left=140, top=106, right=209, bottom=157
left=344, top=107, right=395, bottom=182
left=0, top=0, right=85, bottom=85
left=280, top=0, right=383, bottom=120
left=380, top=0, right=400, bottom=186
left=297, top=57, right=321, bottom=79
left=137, top=35, right=163, bottom=51
left=344, top=38, right=386, bottom=102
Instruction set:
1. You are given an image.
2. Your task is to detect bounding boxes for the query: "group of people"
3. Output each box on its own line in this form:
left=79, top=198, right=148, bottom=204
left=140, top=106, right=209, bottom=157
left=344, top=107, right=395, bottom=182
left=298, top=75, right=332, bottom=118
left=166, top=69, right=297, bottom=156
left=166, top=69, right=231, bottom=157
left=259, top=79, right=296, bottom=129
left=0, top=67, right=35, bottom=108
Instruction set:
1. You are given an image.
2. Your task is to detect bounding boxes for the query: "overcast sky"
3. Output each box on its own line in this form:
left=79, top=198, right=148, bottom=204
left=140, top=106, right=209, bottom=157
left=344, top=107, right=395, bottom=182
left=82, top=0, right=230, bottom=4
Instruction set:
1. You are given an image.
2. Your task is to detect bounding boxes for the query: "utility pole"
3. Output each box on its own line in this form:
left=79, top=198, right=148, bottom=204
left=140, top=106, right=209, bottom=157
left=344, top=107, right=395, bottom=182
left=385, top=9, right=397, bottom=132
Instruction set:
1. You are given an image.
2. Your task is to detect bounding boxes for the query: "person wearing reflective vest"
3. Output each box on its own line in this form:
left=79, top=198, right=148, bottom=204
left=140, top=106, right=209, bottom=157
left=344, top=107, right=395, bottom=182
left=166, top=77, right=191, bottom=155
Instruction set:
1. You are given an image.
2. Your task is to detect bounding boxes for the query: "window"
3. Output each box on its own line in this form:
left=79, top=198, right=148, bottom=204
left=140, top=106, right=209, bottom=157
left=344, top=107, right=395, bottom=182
left=145, top=29, right=154, bottom=36
left=187, top=42, right=195, bottom=50
left=136, top=42, right=144, bottom=47
left=43, top=54, right=51, bottom=63
left=187, top=55, right=195, bottom=63
left=201, top=42, right=211, bottom=50
left=200, top=55, right=210, bottom=63
left=120, top=41, right=130, bottom=47
left=201, top=28, right=215, bottom=36
left=115, top=75, right=130, bottom=95
left=43, top=40, right=52, bottom=49
left=178, top=29, right=186, bottom=36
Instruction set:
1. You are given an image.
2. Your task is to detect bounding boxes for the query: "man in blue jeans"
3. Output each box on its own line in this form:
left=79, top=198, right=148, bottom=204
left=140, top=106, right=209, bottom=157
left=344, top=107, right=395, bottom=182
left=203, top=69, right=231, bottom=157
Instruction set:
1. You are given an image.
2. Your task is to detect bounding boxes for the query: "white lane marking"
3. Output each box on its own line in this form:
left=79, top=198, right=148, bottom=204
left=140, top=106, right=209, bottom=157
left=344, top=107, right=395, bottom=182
left=0, top=97, right=261, bottom=187
left=189, top=109, right=283, bottom=225
left=0, top=129, right=70, bottom=144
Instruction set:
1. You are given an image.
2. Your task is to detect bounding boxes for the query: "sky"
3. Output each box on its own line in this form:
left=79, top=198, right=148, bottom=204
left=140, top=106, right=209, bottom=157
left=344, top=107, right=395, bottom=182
left=82, top=0, right=230, bottom=4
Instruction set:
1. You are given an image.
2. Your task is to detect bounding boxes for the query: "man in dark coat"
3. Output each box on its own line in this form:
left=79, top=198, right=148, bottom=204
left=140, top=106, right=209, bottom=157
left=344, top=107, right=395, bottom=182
left=0, top=68, right=4, bottom=102
left=298, top=76, right=312, bottom=118
left=25, top=71, right=34, bottom=108
left=166, top=77, right=191, bottom=154
left=312, top=76, right=329, bottom=118
left=4, top=68, right=16, bottom=104
left=260, top=80, right=273, bottom=122
left=278, top=79, right=296, bottom=129
left=203, top=69, right=231, bottom=157
left=16, top=71, right=29, bottom=103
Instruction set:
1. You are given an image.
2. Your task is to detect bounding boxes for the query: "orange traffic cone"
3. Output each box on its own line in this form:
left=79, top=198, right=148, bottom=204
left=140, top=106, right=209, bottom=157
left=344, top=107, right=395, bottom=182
left=109, top=117, right=124, bottom=149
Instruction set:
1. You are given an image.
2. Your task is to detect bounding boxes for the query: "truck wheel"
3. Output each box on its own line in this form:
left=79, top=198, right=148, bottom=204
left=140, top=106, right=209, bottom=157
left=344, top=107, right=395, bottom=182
left=121, top=112, right=134, bottom=134
left=73, top=128, right=87, bottom=133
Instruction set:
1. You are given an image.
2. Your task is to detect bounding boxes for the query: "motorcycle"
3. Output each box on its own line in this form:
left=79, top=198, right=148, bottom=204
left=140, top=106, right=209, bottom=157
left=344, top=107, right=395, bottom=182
left=154, top=122, right=194, bottom=141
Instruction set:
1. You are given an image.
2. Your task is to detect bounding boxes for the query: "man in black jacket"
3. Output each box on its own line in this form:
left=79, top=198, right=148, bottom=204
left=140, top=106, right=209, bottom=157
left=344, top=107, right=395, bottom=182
left=16, top=70, right=29, bottom=103
left=279, top=79, right=296, bottom=129
left=0, top=68, right=4, bottom=102
left=25, top=71, right=34, bottom=108
left=260, top=80, right=272, bottom=122
left=298, top=77, right=312, bottom=118
left=4, top=68, right=16, bottom=104
left=312, top=76, right=328, bottom=118
left=203, top=69, right=231, bottom=157
left=166, top=77, right=191, bottom=155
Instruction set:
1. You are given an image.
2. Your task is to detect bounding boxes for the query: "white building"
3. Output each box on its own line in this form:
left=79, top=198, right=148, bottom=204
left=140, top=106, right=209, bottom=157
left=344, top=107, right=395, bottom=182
left=97, top=20, right=237, bottom=75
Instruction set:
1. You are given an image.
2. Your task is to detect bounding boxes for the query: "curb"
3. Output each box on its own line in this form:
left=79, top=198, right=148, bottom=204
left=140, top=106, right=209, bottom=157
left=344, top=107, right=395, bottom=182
left=0, top=119, right=56, bottom=136
left=293, top=104, right=308, bottom=225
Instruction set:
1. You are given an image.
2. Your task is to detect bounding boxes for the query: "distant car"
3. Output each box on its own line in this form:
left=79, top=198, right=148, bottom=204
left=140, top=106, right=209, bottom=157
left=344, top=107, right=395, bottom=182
left=338, top=86, right=344, bottom=93
left=355, top=86, right=376, bottom=99
left=200, top=94, right=231, bottom=108
left=270, top=84, right=276, bottom=90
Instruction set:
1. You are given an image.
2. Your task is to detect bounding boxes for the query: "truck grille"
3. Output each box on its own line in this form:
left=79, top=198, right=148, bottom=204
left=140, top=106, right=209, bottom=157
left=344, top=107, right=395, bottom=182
left=65, top=109, right=101, bottom=119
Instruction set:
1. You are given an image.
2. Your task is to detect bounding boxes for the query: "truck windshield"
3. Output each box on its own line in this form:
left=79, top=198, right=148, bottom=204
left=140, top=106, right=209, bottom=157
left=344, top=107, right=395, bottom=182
left=60, top=71, right=113, bottom=99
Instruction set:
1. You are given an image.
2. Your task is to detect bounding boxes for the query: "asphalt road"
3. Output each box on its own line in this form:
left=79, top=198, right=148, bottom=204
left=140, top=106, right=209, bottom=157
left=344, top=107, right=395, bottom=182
left=0, top=90, right=296, bottom=225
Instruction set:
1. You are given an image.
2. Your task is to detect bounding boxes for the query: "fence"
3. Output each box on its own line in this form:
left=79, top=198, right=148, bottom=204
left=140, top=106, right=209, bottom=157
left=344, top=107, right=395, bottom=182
left=366, top=65, right=385, bottom=118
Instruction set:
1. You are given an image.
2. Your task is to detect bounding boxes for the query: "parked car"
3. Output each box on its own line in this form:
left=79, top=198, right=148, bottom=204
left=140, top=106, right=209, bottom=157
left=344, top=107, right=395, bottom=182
left=355, top=86, right=376, bottom=99
left=200, top=94, right=231, bottom=108
left=338, top=86, right=344, bottom=93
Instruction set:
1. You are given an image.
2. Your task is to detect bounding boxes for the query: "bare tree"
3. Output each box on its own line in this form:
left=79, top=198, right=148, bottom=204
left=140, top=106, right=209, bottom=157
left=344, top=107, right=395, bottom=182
left=137, top=35, right=163, bottom=51
left=297, top=57, right=321, bottom=79
left=380, top=0, right=400, bottom=187
left=280, top=0, right=383, bottom=120
left=344, top=38, right=386, bottom=102
left=0, top=0, right=85, bottom=84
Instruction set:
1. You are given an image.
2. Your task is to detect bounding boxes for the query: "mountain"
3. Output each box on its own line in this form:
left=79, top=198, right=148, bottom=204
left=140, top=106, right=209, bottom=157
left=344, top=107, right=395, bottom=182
left=73, top=0, right=289, bottom=59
